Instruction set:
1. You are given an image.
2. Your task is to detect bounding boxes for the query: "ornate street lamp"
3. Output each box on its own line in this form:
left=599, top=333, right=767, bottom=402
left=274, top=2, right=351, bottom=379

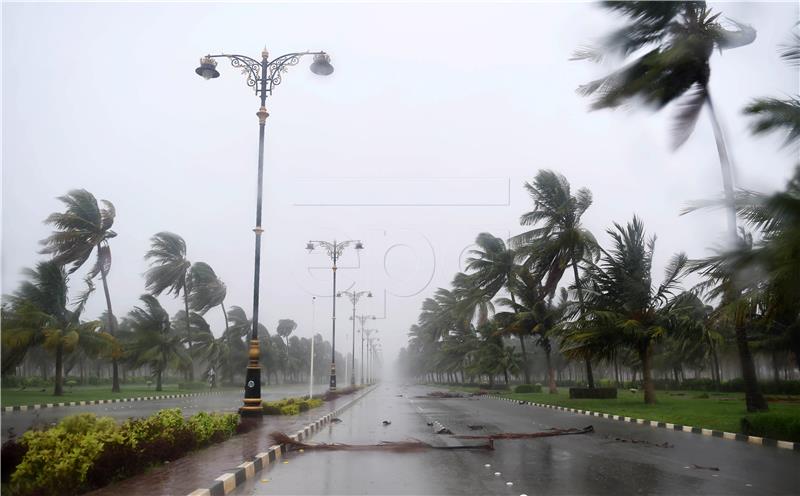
left=196, top=47, right=333, bottom=416
left=338, top=292, right=372, bottom=386
left=355, top=322, right=377, bottom=385
left=306, top=240, right=364, bottom=391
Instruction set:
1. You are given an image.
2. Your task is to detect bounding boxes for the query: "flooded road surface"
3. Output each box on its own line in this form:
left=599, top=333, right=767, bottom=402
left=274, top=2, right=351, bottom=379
left=1, top=384, right=325, bottom=443
left=233, top=384, right=799, bottom=495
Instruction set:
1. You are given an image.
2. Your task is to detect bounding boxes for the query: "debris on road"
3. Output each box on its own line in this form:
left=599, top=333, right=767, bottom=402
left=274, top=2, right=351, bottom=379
left=419, top=391, right=464, bottom=399
left=331, top=418, right=343, bottom=423
left=436, top=427, right=453, bottom=434
left=270, top=431, right=493, bottom=452
left=467, top=425, right=485, bottom=430
left=605, top=435, right=674, bottom=448
left=382, top=420, right=392, bottom=426
left=691, top=464, right=720, bottom=471
left=456, top=425, right=594, bottom=440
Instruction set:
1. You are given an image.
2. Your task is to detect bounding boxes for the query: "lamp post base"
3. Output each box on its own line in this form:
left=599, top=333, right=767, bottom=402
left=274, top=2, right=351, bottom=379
left=329, top=362, right=337, bottom=391
left=240, top=361, right=262, bottom=416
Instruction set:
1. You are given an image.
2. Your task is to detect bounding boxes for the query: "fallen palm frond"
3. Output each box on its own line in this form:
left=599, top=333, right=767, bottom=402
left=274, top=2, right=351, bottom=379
left=421, top=391, right=464, bottom=399
left=605, top=435, right=673, bottom=448
left=270, top=431, right=493, bottom=452
left=455, top=425, right=594, bottom=440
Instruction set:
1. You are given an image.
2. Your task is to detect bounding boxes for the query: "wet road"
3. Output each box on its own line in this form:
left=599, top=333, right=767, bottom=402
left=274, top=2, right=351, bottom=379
left=234, top=384, right=799, bottom=495
left=1, top=384, right=325, bottom=443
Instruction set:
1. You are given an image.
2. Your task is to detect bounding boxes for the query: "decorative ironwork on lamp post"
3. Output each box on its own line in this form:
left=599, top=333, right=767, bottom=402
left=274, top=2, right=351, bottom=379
left=306, top=240, right=364, bottom=391
left=338, top=292, right=372, bottom=386
left=195, top=48, right=334, bottom=416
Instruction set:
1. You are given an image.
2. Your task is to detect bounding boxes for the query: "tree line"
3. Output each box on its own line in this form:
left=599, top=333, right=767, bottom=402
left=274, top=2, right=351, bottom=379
left=399, top=2, right=800, bottom=412
left=1, top=202, right=339, bottom=395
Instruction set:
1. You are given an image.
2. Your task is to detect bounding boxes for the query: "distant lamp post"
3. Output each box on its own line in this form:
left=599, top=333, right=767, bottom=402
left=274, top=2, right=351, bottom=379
left=306, top=240, right=364, bottom=391
left=339, top=291, right=372, bottom=386
left=195, top=46, right=333, bottom=416
left=357, top=324, right=377, bottom=385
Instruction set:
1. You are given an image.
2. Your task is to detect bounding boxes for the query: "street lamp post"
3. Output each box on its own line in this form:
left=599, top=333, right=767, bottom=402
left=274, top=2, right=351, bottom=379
left=359, top=326, right=377, bottom=384
left=339, top=290, right=372, bottom=387
left=309, top=296, right=316, bottom=399
left=306, top=240, right=364, bottom=391
left=195, top=47, right=334, bottom=416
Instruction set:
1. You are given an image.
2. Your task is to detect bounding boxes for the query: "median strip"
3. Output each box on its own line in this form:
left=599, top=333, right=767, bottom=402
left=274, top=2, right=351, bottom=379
left=491, top=395, right=799, bottom=451
left=2, top=391, right=227, bottom=412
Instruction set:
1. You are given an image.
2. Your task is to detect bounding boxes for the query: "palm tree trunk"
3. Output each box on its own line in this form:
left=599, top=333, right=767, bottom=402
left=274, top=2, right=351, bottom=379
left=183, top=283, right=194, bottom=382
left=706, top=94, right=767, bottom=411
left=99, top=267, right=120, bottom=393
left=772, top=351, right=781, bottom=384
left=544, top=346, right=557, bottom=394
left=221, top=302, right=229, bottom=333
left=54, top=341, right=64, bottom=396
left=639, top=342, right=656, bottom=405
left=518, top=334, right=531, bottom=384
left=571, top=259, right=595, bottom=388
left=156, top=369, right=163, bottom=391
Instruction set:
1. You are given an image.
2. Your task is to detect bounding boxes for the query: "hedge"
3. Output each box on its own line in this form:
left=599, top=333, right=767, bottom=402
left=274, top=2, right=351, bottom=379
left=4, top=409, right=239, bottom=496
left=741, top=412, right=800, bottom=443
left=514, top=384, right=542, bottom=393
left=262, top=397, right=323, bottom=415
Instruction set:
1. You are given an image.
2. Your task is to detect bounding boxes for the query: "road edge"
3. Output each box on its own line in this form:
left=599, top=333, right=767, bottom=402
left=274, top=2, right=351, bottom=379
left=186, top=385, right=377, bottom=496
left=2, top=391, right=229, bottom=412
left=491, top=395, right=800, bottom=451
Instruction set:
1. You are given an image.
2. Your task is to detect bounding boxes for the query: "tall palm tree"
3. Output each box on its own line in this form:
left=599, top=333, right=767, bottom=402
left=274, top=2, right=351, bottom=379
left=39, top=189, right=121, bottom=392
left=575, top=2, right=756, bottom=239
left=510, top=170, right=599, bottom=387
left=4, top=262, right=107, bottom=395
left=465, top=233, right=532, bottom=382
left=569, top=216, right=687, bottom=404
left=574, top=0, right=764, bottom=406
left=188, top=262, right=229, bottom=332
left=127, top=294, right=189, bottom=391
left=276, top=319, right=298, bottom=348
left=144, top=232, right=194, bottom=380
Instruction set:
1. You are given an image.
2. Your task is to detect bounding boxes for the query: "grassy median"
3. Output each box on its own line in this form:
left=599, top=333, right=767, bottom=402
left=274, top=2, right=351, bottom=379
left=447, top=386, right=800, bottom=439
left=0, top=384, right=239, bottom=407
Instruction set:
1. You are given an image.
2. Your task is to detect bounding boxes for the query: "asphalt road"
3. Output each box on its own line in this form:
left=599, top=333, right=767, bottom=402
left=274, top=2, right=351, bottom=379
left=1, top=384, right=326, bottom=443
left=233, top=384, right=799, bottom=495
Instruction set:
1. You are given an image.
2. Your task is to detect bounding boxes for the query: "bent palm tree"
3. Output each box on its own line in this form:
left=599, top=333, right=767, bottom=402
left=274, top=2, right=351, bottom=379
left=144, top=232, right=194, bottom=380
left=188, top=262, right=229, bottom=332
left=40, top=189, right=121, bottom=392
left=510, top=170, right=598, bottom=387
left=127, top=295, right=189, bottom=391
left=575, top=0, right=764, bottom=409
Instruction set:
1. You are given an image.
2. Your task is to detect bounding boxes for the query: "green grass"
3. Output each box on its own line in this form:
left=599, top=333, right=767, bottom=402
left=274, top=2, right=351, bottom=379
left=446, top=386, right=800, bottom=437
left=0, top=384, right=239, bottom=407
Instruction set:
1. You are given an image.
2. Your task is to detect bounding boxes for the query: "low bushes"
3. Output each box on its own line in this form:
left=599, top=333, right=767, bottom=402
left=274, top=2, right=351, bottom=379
left=741, top=412, right=800, bottom=443
left=262, top=397, right=323, bottom=415
left=6, top=409, right=239, bottom=496
left=514, top=384, right=542, bottom=394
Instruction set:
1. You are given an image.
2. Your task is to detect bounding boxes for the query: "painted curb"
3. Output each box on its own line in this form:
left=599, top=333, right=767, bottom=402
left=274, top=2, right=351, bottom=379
left=2, top=391, right=227, bottom=413
left=491, top=394, right=800, bottom=451
left=186, top=386, right=378, bottom=496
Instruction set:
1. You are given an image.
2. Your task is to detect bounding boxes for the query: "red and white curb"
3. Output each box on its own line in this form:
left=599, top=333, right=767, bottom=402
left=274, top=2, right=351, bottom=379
left=492, top=395, right=799, bottom=451
left=187, top=387, right=377, bottom=496
left=2, top=391, right=227, bottom=413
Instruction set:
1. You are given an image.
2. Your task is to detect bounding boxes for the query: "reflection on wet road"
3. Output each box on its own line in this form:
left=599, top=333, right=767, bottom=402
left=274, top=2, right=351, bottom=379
left=233, top=384, right=799, bottom=495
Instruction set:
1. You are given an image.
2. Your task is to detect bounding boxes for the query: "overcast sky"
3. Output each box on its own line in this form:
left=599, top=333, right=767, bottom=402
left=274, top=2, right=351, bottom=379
left=2, top=1, right=798, bottom=367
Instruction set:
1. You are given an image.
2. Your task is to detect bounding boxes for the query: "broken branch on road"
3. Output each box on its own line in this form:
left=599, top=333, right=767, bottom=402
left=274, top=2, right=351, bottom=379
left=455, top=425, right=594, bottom=440
left=270, top=432, right=494, bottom=452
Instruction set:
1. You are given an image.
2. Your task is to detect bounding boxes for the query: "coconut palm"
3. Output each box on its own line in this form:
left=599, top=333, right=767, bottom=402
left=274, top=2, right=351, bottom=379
left=568, top=216, right=687, bottom=404
left=188, top=262, right=229, bottom=332
left=575, top=1, right=756, bottom=237
left=510, top=170, right=599, bottom=387
left=39, top=189, right=121, bottom=392
left=144, top=232, right=194, bottom=380
left=127, top=295, right=189, bottom=391
left=3, top=262, right=109, bottom=395
left=276, top=319, right=298, bottom=348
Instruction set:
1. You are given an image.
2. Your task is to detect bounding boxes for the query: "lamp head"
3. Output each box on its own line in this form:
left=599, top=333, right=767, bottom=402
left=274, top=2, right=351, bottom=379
left=354, top=241, right=364, bottom=250
left=195, top=56, right=220, bottom=80
left=367, top=291, right=373, bottom=298
left=309, top=52, right=334, bottom=76
left=336, top=292, right=343, bottom=298
left=306, top=242, right=315, bottom=252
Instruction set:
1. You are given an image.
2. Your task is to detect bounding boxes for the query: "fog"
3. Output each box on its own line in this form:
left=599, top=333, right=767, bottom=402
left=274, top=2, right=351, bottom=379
left=2, top=1, right=798, bottom=367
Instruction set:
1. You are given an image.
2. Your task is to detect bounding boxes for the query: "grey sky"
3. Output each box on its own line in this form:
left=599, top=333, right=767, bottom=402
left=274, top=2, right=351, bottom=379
left=2, top=1, right=798, bottom=364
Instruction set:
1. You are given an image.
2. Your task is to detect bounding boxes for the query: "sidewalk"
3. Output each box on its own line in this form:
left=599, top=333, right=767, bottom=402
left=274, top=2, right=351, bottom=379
left=86, top=390, right=370, bottom=496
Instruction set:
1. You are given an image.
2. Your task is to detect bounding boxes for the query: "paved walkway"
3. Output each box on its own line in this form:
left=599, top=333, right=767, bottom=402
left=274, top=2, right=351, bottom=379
left=86, top=389, right=369, bottom=496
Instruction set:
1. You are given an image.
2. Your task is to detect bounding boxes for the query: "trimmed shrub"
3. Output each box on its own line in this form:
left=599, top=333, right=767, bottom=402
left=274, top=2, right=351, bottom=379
left=514, top=384, right=542, bottom=394
left=262, top=397, right=323, bottom=416
left=569, top=387, right=618, bottom=399
left=741, top=413, right=800, bottom=443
